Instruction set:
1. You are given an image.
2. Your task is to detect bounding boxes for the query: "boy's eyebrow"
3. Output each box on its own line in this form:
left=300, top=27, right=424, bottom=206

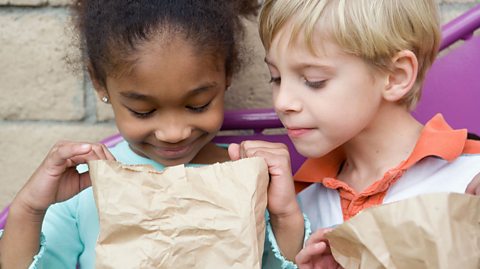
left=293, top=62, right=334, bottom=73
left=265, top=57, right=334, bottom=73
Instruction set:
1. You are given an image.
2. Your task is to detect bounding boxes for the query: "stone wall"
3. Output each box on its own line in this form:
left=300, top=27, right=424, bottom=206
left=1, top=0, right=479, bottom=208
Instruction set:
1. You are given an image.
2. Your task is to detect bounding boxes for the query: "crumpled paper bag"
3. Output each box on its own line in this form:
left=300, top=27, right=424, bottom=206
left=88, top=157, right=269, bottom=269
left=326, top=193, right=480, bottom=269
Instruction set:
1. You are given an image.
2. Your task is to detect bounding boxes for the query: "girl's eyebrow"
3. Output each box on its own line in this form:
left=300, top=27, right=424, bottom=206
left=119, top=82, right=218, bottom=100
left=186, top=82, right=218, bottom=97
left=120, top=91, right=150, bottom=101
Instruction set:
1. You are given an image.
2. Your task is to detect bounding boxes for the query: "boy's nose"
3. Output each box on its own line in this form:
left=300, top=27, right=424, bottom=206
left=273, top=82, right=302, bottom=113
left=154, top=124, right=192, bottom=144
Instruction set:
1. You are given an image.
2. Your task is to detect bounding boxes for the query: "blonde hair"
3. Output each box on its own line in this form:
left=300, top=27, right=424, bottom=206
left=259, top=0, right=441, bottom=109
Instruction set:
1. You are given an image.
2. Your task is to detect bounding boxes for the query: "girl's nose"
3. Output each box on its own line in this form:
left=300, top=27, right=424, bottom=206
left=154, top=123, right=192, bottom=144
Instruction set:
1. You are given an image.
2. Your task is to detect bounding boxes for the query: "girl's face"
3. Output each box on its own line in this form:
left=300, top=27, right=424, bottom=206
left=265, top=24, right=386, bottom=158
left=98, top=36, right=228, bottom=166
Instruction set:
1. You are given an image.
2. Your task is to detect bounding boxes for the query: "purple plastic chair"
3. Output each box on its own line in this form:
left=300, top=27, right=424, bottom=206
left=0, top=205, right=9, bottom=229
left=412, top=4, right=480, bottom=135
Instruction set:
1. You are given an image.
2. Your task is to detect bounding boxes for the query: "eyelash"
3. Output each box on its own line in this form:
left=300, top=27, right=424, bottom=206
left=127, top=101, right=211, bottom=119
left=270, top=77, right=327, bottom=89
left=269, top=77, right=281, bottom=85
left=128, top=108, right=155, bottom=119
left=186, top=101, right=211, bottom=113
left=304, top=79, right=327, bottom=89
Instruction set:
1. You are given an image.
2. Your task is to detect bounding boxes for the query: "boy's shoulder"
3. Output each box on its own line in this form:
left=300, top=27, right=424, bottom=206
left=464, top=139, right=480, bottom=154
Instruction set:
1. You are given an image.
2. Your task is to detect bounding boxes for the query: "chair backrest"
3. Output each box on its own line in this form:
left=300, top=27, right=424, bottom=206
left=412, top=4, right=480, bottom=135
left=0, top=205, right=9, bottom=229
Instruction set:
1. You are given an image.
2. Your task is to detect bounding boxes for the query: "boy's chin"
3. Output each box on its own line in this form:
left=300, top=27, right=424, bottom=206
left=293, top=142, right=335, bottom=159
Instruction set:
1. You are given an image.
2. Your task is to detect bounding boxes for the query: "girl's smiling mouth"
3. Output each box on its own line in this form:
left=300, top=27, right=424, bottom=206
left=150, top=143, right=194, bottom=159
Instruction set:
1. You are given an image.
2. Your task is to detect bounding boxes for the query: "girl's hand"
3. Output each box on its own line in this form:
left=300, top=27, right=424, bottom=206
left=1, top=141, right=115, bottom=269
left=296, top=228, right=343, bottom=269
left=466, top=172, right=480, bottom=195
left=228, top=141, right=304, bottom=261
left=228, top=140, right=298, bottom=216
left=14, top=141, right=115, bottom=215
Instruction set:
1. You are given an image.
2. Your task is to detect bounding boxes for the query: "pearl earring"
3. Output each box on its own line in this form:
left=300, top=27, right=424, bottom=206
left=101, top=96, right=109, bottom=103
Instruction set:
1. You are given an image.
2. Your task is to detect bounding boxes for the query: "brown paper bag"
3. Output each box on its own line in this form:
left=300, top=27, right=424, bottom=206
left=326, top=193, right=480, bottom=269
left=88, top=157, right=269, bottom=269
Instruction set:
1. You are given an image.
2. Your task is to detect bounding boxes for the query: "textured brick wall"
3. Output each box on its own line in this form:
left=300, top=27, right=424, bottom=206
left=1, top=0, right=479, bottom=208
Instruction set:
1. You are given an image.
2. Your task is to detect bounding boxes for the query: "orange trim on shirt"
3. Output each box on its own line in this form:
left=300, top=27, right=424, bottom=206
left=293, top=114, right=480, bottom=221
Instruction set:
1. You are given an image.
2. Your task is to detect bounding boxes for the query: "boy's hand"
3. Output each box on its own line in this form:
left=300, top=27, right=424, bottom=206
left=466, top=172, right=480, bottom=195
left=296, top=228, right=343, bottom=269
left=15, top=141, right=115, bottom=216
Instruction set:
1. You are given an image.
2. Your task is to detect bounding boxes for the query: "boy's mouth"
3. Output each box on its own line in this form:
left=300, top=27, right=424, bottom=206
left=286, top=128, right=314, bottom=138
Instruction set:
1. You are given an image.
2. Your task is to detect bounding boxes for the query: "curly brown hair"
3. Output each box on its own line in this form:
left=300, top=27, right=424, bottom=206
left=72, top=0, right=260, bottom=87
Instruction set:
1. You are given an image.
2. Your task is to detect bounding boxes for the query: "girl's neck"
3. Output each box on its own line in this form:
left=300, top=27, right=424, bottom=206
left=191, top=142, right=230, bottom=164
left=337, top=106, right=423, bottom=193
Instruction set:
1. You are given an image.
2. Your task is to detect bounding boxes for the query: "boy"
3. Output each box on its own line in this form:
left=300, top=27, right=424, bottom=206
left=230, top=0, right=480, bottom=267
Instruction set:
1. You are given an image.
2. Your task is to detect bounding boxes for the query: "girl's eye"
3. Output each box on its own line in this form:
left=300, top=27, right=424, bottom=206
left=269, top=76, right=281, bottom=85
left=128, top=108, right=155, bottom=119
left=187, top=101, right=211, bottom=113
left=305, top=79, right=327, bottom=89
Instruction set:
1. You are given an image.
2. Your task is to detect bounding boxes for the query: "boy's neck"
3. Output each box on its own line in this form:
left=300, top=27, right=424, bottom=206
left=337, top=105, right=423, bottom=193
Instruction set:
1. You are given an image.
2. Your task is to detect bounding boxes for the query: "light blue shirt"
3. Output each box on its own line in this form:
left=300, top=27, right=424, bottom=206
left=2, top=141, right=309, bottom=268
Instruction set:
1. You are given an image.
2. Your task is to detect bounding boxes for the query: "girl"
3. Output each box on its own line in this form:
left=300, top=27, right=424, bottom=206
left=0, top=1, right=299, bottom=268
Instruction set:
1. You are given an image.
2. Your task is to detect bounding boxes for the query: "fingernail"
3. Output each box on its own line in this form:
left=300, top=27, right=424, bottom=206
left=80, top=144, right=91, bottom=150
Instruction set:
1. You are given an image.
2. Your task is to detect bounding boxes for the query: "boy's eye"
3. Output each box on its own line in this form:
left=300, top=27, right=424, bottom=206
left=128, top=108, right=155, bottom=119
left=269, top=77, right=281, bottom=85
left=186, top=101, right=211, bottom=113
left=304, top=79, right=327, bottom=89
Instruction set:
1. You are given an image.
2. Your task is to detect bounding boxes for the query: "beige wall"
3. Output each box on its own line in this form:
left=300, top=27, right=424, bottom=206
left=1, top=0, right=480, bottom=208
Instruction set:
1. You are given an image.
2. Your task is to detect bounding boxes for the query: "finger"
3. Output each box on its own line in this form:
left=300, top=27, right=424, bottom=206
left=47, top=143, right=92, bottom=167
left=295, top=241, right=328, bottom=265
left=247, top=150, right=292, bottom=176
left=239, top=140, right=290, bottom=154
left=91, top=143, right=108, bottom=160
left=465, top=172, right=480, bottom=195
left=67, top=150, right=104, bottom=166
left=100, top=144, right=116, bottom=161
left=228, top=143, right=241, bottom=161
left=240, top=140, right=289, bottom=150
left=238, top=141, right=249, bottom=159
left=305, top=228, right=332, bottom=246
left=79, top=172, right=92, bottom=191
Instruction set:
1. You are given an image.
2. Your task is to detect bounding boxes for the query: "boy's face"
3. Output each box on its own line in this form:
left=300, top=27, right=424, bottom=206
left=100, top=36, right=227, bottom=166
left=265, top=24, right=387, bottom=158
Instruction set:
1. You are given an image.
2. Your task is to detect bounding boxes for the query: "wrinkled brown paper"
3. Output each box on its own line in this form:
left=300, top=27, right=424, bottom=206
left=326, top=193, right=480, bottom=269
left=88, top=157, right=269, bottom=269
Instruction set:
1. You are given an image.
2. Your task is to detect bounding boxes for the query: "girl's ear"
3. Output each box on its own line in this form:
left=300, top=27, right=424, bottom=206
left=382, top=50, right=418, bottom=102
left=87, top=63, right=109, bottom=100
left=226, top=75, right=233, bottom=91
